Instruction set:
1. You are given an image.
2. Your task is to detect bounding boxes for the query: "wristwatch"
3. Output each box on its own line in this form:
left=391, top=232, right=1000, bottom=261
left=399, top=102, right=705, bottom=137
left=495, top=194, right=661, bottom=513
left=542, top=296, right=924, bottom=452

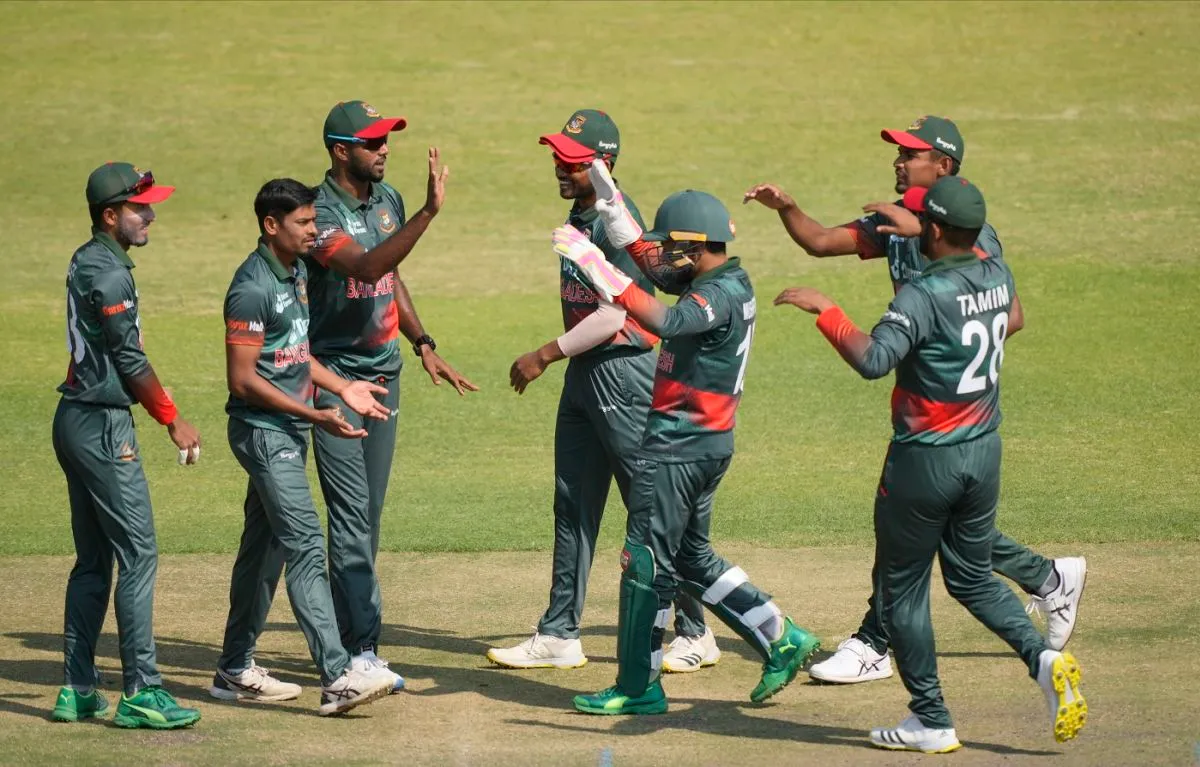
left=412, top=334, right=436, bottom=356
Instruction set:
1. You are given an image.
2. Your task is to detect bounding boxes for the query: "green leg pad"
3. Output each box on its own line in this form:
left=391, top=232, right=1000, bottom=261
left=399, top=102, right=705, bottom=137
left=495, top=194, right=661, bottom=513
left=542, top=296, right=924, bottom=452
left=616, top=539, right=667, bottom=696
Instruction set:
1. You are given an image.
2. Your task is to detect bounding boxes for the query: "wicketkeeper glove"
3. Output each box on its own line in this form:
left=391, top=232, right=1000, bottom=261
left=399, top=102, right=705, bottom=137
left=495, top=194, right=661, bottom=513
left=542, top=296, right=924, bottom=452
left=552, top=224, right=633, bottom=301
left=589, top=159, right=643, bottom=248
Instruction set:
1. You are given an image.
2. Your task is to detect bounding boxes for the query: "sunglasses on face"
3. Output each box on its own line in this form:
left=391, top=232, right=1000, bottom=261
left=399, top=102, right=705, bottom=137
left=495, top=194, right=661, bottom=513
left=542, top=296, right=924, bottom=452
left=554, top=156, right=591, bottom=174
left=327, top=134, right=388, bottom=151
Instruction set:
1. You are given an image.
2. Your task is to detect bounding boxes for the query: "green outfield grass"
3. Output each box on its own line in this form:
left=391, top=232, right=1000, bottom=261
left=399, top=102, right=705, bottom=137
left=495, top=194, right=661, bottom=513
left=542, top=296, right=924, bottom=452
left=3, top=1, right=1197, bottom=555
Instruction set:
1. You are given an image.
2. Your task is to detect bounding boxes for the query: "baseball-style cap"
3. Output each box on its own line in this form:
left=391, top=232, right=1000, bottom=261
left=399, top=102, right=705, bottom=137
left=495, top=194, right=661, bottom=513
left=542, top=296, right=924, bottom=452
left=881, top=115, right=964, bottom=163
left=643, top=190, right=736, bottom=243
left=902, top=177, right=986, bottom=228
left=539, top=109, right=620, bottom=163
left=323, top=100, right=407, bottom=147
left=85, top=162, right=175, bottom=206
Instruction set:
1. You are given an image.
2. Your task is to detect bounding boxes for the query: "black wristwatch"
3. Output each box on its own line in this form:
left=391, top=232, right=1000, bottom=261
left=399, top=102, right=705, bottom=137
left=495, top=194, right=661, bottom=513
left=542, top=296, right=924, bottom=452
left=412, top=334, right=436, bottom=357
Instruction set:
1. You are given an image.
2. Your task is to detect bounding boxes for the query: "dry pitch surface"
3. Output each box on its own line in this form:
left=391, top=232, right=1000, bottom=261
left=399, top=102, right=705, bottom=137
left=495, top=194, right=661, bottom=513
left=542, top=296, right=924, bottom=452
left=1, top=544, right=1197, bottom=766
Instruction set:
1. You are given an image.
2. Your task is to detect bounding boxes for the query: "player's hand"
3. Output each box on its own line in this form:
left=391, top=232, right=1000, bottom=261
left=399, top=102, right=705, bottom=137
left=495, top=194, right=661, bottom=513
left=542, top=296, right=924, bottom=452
left=743, top=183, right=796, bottom=210
left=864, top=201, right=921, bottom=237
left=552, top=225, right=632, bottom=300
left=167, top=417, right=202, bottom=465
left=315, top=406, right=367, bottom=439
left=589, top=159, right=643, bottom=248
left=340, top=380, right=392, bottom=421
left=774, top=287, right=836, bottom=315
left=422, top=147, right=449, bottom=217
left=509, top=349, right=550, bottom=395
left=420, top=348, right=479, bottom=396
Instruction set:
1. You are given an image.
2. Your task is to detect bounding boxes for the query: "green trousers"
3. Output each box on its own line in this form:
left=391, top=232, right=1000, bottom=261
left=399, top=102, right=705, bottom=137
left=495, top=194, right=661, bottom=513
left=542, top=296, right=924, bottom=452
left=627, top=457, right=777, bottom=675
left=217, top=419, right=350, bottom=685
left=312, top=368, right=400, bottom=654
left=540, top=350, right=706, bottom=640
left=53, top=400, right=161, bottom=695
left=873, top=433, right=1046, bottom=729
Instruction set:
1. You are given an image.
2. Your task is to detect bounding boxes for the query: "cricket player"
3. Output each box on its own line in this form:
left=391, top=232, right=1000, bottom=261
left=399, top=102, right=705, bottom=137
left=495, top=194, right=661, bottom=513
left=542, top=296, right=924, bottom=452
left=555, top=188, right=821, bottom=715
left=487, top=110, right=714, bottom=672
left=210, top=178, right=396, bottom=716
left=304, top=101, right=476, bottom=691
left=776, top=177, right=1087, bottom=752
left=745, top=116, right=1085, bottom=684
left=51, top=162, right=201, bottom=729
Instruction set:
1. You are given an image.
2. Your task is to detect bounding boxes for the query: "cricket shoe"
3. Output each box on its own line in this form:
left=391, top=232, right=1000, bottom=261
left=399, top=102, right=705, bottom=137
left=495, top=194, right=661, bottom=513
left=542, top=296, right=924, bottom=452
left=1037, top=650, right=1087, bottom=743
left=750, top=617, right=821, bottom=703
left=208, top=661, right=302, bottom=702
left=351, top=649, right=405, bottom=693
left=662, top=627, right=721, bottom=673
left=486, top=630, right=588, bottom=669
left=573, top=678, right=668, bottom=715
left=51, top=686, right=109, bottom=722
left=113, top=686, right=201, bottom=729
left=318, top=667, right=394, bottom=717
left=1026, top=557, right=1087, bottom=651
left=869, top=713, right=962, bottom=754
left=809, top=636, right=893, bottom=684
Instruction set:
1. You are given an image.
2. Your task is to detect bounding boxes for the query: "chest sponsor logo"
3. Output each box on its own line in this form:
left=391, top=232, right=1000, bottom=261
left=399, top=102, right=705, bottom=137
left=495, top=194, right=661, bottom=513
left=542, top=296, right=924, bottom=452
left=275, top=292, right=294, bottom=314
left=347, top=220, right=368, bottom=237
left=346, top=271, right=395, bottom=300
left=378, top=209, right=397, bottom=234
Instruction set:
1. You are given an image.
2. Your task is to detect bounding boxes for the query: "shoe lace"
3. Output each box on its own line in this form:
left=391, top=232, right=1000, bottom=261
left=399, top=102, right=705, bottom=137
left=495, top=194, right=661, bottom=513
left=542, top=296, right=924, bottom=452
left=520, top=628, right=545, bottom=652
left=245, top=662, right=274, bottom=681
left=667, top=634, right=696, bottom=652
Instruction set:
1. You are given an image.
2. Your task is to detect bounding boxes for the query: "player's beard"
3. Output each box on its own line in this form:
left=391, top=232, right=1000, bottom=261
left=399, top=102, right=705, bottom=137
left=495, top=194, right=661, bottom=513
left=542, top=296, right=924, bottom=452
left=117, top=213, right=150, bottom=247
left=350, top=154, right=385, bottom=184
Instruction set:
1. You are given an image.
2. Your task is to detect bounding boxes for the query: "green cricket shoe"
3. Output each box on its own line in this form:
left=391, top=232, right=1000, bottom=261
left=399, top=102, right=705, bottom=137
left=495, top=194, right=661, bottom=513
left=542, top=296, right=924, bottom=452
left=113, top=686, right=201, bottom=730
left=573, top=679, right=668, bottom=715
left=750, top=617, right=821, bottom=703
left=51, top=687, right=110, bottom=722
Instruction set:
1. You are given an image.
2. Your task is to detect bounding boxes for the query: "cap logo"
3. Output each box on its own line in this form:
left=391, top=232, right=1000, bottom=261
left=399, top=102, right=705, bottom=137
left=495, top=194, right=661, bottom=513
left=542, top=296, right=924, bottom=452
left=132, top=165, right=146, bottom=175
left=596, top=140, right=617, bottom=150
left=935, top=137, right=958, bottom=152
left=362, top=103, right=381, bottom=118
left=928, top=200, right=949, bottom=216
left=908, top=116, right=927, bottom=131
left=565, top=114, right=587, bottom=134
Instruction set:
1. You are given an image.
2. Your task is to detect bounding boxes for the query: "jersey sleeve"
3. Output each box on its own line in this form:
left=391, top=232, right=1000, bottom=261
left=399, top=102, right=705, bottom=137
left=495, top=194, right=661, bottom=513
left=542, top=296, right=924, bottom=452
left=974, top=224, right=1004, bottom=263
left=623, top=281, right=732, bottom=340
left=224, top=281, right=269, bottom=347
left=838, top=211, right=889, bottom=260
left=310, top=201, right=355, bottom=267
left=861, top=284, right=934, bottom=376
left=89, top=268, right=150, bottom=379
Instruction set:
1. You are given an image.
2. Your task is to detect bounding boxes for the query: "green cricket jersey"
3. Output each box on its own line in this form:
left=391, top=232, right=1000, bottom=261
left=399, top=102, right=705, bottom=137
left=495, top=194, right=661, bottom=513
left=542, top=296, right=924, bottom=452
left=224, top=241, right=314, bottom=434
left=58, top=230, right=150, bottom=407
left=564, top=193, right=658, bottom=357
left=843, top=209, right=1003, bottom=289
left=623, top=258, right=756, bottom=462
left=839, top=253, right=1016, bottom=445
left=306, top=172, right=405, bottom=379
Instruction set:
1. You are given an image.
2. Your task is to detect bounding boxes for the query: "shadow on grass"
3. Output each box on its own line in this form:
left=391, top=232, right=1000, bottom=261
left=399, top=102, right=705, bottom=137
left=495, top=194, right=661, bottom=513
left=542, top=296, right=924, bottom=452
left=506, top=698, right=1062, bottom=756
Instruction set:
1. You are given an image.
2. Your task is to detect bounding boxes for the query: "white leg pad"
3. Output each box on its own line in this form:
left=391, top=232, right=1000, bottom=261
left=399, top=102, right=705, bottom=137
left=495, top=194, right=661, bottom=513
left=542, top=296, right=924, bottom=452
left=702, top=566, right=749, bottom=606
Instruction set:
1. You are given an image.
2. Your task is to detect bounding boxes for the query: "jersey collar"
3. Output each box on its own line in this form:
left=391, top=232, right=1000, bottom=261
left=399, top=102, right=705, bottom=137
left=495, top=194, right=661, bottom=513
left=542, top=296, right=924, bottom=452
left=322, top=171, right=377, bottom=212
left=922, top=252, right=978, bottom=275
left=91, top=228, right=135, bottom=269
left=254, top=239, right=297, bottom=282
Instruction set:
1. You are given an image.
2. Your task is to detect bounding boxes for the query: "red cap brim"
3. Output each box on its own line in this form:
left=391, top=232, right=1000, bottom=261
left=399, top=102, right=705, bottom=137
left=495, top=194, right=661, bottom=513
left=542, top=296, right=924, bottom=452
left=355, top=117, right=408, bottom=139
left=901, top=186, right=928, bottom=213
left=539, top=133, right=596, bottom=163
left=881, top=129, right=933, bottom=150
left=127, top=185, right=175, bottom=204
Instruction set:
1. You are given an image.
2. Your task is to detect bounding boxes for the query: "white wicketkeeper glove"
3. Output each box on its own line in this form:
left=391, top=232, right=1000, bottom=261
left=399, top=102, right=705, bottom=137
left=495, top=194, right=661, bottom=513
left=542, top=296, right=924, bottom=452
left=589, top=159, right=643, bottom=248
left=552, top=224, right=633, bottom=301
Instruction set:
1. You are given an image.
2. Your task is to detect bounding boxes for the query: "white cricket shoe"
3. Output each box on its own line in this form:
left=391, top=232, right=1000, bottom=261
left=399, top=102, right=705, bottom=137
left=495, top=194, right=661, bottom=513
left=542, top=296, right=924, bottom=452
left=318, top=667, right=394, bottom=716
left=1026, top=557, right=1087, bottom=651
left=208, top=661, right=302, bottom=702
left=1036, top=650, right=1088, bottom=742
left=809, top=637, right=893, bottom=684
left=486, top=630, right=587, bottom=669
left=351, top=649, right=405, bottom=693
left=869, top=713, right=962, bottom=754
left=662, top=627, right=721, bottom=673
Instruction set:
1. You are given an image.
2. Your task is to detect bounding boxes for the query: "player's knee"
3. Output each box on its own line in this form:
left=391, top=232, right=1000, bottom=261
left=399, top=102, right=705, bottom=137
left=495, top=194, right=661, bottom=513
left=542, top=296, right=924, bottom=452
left=942, top=571, right=991, bottom=604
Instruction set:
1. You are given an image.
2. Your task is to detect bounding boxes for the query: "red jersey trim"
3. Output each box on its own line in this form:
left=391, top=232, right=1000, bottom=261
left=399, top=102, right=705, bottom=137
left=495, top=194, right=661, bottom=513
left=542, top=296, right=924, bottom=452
left=891, top=386, right=995, bottom=435
left=652, top=377, right=739, bottom=432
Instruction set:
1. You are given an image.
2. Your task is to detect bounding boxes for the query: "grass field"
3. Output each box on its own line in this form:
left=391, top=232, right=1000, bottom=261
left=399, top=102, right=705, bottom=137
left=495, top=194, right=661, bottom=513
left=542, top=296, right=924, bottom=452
left=1, top=0, right=1198, bottom=763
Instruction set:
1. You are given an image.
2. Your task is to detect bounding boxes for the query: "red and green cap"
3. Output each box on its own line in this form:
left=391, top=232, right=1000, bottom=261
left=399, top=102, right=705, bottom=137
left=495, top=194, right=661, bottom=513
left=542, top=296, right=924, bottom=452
left=539, top=109, right=620, bottom=163
left=85, top=162, right=174, bottom=206
left=881, top=115, right=964, bottom=163
left=643, top=190, right=736, bottom=243
left=902, top=177, right=986, bottom=228
left=323, top=100, right=407, bottom=147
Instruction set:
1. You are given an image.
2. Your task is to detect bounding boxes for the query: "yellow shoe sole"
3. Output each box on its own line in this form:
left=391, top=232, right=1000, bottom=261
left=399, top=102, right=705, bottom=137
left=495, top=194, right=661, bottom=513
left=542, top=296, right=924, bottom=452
left=1050, top=652, right=1088, bottom=742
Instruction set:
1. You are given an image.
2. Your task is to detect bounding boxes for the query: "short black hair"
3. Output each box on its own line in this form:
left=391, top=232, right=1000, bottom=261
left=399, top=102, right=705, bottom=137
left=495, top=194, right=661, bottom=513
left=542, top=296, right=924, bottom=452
left=254, top=178, right=316, bottom=235
left=940, top=223, right=981, bottom=250
left=704, top=241, right=726, bottom=254
left=89, top=203, right=116, bottom=229
left=930, top=148, right=961, bottom=176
